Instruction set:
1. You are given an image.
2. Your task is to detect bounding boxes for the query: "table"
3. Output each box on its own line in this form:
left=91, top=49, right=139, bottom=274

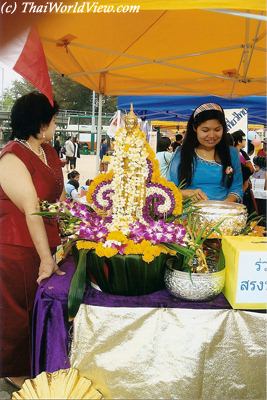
left=32, top=257, right=266, bottom=399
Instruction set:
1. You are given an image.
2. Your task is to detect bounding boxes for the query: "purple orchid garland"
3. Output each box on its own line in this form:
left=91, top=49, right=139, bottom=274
left=56, top=200, right=186, bottom=246
left=142, top=183, right=175, bottom=222
left=91, top=181, right=114, bottom=211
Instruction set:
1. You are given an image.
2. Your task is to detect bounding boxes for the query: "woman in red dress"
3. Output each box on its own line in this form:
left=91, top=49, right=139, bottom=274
left=0, top=92, right=65, bottom=388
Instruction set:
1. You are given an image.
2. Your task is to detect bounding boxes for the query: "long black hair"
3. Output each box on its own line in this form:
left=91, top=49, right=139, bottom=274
left=231, top=129, right=246, bottom=146
left=179, top=106, right=233, bottom=188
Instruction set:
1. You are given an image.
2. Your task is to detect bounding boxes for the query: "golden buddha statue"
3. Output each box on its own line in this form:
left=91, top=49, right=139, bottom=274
left=124, top=103, right=138, bottom=133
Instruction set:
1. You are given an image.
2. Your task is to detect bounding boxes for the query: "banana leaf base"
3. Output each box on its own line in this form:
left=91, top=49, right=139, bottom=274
left=86, top=252, right=168, bottom=296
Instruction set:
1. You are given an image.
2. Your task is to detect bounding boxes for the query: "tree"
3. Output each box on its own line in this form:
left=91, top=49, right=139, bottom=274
left=102, top=96, right=118, bottom=115
left=2, top=79, right=35, bottom=108
left=2, top=70, right=117, bottom=114
left=2, top=89, right=16, bottom=109
left=50, top=71, right=92, bottom=111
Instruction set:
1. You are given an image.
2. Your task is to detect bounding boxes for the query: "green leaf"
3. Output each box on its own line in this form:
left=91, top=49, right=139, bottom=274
left=86, top=251, right=110, bottom=292
left=195, top=225, right=207, bottom=245
left=86, top=252, right=167, bottom=295
left=68, top=249, right=89, bottom=320
left=217, top=248, right=225, bottom=272
left=32, top=211, right=59, bottom=218
left=162, top=242, right=195, bottom=258
left=178, top=179, right=187, bottom=189
left=197, top=219, right=224, bottom=245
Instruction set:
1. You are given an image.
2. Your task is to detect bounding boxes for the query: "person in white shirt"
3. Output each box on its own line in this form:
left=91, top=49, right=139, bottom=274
left=70, top=136, right=80, bottom=169
left=156, top=136, right=173, bottom=178
left=64, top=137, right=75, bottom=172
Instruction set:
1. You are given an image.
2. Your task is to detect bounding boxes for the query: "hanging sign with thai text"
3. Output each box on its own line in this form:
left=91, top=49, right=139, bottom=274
left=224, top=108, right=248, bottom=134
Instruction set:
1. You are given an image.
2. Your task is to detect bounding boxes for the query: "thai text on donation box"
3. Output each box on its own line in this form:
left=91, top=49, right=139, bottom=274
left=222, top=236, right=267, bottom=310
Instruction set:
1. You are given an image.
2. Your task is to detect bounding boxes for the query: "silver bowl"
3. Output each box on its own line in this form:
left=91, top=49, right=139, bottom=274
left=164, top=264, right=225, bottom=301
left=191, top=200, right=247, bottom=236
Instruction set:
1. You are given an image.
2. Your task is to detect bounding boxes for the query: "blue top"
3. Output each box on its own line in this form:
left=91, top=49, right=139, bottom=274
left=156, top=151, right=173, bottom=178
left=65, top=182, right=79, bottom=199
left=167, top=146, right=243, bottom=201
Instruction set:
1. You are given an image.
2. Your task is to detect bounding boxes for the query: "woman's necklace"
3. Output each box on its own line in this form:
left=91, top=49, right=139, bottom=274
left=195, top=148, right=222, bottom=166
left=195, top=148, right=215, bottom=161
left=15, top=138, right=48, bottom=165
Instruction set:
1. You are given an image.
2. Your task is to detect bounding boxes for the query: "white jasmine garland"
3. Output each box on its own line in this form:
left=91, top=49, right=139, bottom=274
left=109, top=127, right=149, bottom=234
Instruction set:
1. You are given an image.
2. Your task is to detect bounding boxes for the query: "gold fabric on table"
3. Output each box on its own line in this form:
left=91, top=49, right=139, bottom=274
left=70, top=305, right=266, bottom=399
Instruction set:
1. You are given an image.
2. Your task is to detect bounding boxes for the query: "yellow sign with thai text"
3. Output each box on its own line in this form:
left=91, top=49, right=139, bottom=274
left=222, top=236, right=267, bottom=309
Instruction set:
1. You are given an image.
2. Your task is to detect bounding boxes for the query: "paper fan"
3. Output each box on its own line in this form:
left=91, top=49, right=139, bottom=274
left=12, top=368, right=103, bottom=399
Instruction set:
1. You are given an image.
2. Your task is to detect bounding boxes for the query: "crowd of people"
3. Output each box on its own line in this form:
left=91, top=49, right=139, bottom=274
left=0, top=92, right=266, bottom=390
left=57, top=135, right=81, bottom=172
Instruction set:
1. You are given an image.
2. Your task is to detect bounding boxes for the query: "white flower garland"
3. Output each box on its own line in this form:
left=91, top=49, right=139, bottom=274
left=109, top=127, right=149, bottom=234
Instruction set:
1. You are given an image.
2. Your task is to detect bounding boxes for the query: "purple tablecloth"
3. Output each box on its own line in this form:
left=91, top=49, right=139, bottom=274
left=32, top=256, right=231, bottom=376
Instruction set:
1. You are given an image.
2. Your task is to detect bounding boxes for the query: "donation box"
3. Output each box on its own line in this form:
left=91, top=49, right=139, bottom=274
left=222, top=236, right=267, bottom=310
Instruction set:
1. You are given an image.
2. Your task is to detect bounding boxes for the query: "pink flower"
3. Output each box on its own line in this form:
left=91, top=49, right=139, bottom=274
left=225, top=166, right=233, bottom=175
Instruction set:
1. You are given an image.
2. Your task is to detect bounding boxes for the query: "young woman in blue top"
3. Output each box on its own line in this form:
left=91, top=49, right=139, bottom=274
left=168, top=103, right=243, bottom=202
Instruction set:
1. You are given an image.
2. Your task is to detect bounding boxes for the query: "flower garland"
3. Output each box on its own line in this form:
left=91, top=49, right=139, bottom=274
left=67, top=115, right=184, bottom=261
left=85, top=126, right=182, bottom=232
left=76, top=207, right=186, bottom=262
left=144, top=142, right=183, bottom=216
left=76, top=237, right=176, bottom=262
left=86, top=171, right=114, bottom=214
left=108, top=127, right=149, bottom=234
left=40, top=199, right=185, bottom=262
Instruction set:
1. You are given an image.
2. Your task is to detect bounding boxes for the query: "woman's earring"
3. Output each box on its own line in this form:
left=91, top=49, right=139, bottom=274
left=42, top=131, right=46, bottom=139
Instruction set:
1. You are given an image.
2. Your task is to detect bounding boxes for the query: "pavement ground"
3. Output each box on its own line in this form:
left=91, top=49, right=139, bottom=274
left=0, top=379, right=17, bottom=399
left=63, top=154, right=99, bottom=185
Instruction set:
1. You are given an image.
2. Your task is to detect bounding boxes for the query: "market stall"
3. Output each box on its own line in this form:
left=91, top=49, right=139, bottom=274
left=23, top=107, right=266, bottom=400
left=1, top=3, right=266, bottom=399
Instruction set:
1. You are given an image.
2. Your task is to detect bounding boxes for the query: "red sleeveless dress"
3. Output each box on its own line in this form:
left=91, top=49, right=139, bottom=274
left=0, top=141, right=64, bottom=377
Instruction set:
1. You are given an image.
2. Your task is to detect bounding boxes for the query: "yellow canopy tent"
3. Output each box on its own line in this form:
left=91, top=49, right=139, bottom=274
left=1, top=0, right=266, bottom=169
left=1, top=0, right=266, bottom=98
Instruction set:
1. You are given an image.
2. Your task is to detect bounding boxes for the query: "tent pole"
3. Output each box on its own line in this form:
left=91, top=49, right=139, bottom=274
left=243, top=20, right=262, bottom=81
left=95, top=93, right=103, bottom=175
left=92, top=90, right=96, bottom=129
